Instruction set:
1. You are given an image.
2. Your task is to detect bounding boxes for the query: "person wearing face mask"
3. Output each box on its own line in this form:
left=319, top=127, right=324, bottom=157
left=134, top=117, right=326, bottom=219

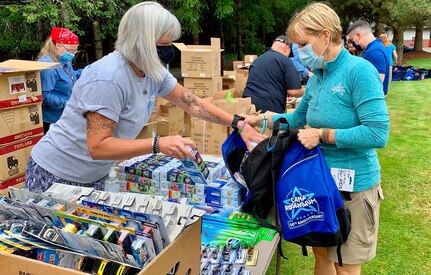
left=25, top=2, right=265, bottom=193
left=38, top=27, right=83, bottom=133
left=347, top=20, right=390, bottom=96
left=242, top=35, right=302, bottom=114
left=245, top=3, right=389, bottom=274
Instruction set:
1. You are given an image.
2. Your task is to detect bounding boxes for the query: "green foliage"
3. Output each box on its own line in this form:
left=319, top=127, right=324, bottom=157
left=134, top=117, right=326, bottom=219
left=268, top=58, right=431, bottom=274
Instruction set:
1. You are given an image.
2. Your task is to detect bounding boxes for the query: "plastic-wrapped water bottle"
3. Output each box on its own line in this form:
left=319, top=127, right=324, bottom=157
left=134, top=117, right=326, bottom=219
left=104, top=166, right=120, bottom=193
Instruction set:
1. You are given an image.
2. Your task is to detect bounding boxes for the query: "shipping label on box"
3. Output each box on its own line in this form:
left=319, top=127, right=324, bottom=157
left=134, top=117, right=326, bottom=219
left=0, top=103, right=44, bottom=144
left=183, top=76, right=222, bottom=98
left=0, top=134, right=43, bottom=182
left=0, top=60, right=57, bottom=109
left=191, top=119, right=229, bottom=156
left=173, top=38, right=223, bottom=78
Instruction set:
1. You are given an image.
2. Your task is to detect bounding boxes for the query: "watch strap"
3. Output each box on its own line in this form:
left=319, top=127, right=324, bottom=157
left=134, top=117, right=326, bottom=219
left=231, top=114, right=245, bottom=130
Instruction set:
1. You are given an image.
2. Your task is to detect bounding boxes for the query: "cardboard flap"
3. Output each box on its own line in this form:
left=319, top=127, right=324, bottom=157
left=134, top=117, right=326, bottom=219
left=172, top=42, right=187, bottom=51
left=173, top=38, right=224, bottom=53
left=0, top=59, right=58, bottom=72
left=211, top=37, right=220, bottom=50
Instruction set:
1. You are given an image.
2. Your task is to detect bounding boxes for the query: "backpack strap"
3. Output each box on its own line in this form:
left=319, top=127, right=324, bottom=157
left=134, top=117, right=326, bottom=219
left=337, top=244, right=343, bottom=267
left=302, top=245, right=308, bottom=256
left=340, top=191, right=352, bottom=201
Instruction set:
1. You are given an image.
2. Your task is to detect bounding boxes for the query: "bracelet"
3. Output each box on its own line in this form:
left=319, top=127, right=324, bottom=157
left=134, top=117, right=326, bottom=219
left=152, top=133, right=160, bottom=154
left=321, top=128, right=331, bottom=144
left=260, top=114, right=268, bottom=134
left=237, top=120, right=247, bottom=135
left=318, top=128, right=323, bottom=142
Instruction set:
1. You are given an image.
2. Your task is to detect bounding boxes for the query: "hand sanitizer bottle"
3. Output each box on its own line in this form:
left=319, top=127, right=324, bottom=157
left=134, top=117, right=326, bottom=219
left=104, top=166, right=120, bottom=193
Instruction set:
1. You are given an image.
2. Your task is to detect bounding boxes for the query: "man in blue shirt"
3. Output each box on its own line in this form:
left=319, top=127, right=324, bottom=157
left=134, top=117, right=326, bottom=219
left=347, top=20, right=390, bottom=95
left=242, top=35, right=302, bottom=113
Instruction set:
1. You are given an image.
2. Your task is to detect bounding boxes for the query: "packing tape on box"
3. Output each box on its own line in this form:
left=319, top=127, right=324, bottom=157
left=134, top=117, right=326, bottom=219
left=202, top=120, right=206, bottom=155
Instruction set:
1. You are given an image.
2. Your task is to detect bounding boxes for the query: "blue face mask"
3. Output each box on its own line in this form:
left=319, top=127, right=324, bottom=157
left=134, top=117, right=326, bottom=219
left=297, top=33, right=329, bottom=70
left=59, top=51, right=75, bottom=63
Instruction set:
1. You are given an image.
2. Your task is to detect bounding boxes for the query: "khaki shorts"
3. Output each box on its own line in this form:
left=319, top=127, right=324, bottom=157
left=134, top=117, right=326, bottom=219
left=327, top=183, right=384, bottom=265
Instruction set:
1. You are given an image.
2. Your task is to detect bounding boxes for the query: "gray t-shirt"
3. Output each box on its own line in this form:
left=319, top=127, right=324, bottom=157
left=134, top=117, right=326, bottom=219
left=31, top=51, right=177, bottom=183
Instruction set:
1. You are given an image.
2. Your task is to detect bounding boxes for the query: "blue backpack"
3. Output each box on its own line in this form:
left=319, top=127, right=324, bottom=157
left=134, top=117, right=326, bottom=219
left=275, top=138, right=351, bottom=265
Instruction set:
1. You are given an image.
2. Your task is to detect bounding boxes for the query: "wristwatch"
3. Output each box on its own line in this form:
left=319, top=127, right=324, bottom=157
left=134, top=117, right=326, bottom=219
left=231, top=114, right=245, bottom=130
left=152, top=133, right=160, bottom=154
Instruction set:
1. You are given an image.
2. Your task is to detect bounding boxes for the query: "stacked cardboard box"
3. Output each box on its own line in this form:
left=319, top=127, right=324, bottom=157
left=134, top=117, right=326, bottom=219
left=174, top=38, right=223, bottom=99
left=225, top=54, right=258, bottom=98
left=0, top=60, right=56, bottom=193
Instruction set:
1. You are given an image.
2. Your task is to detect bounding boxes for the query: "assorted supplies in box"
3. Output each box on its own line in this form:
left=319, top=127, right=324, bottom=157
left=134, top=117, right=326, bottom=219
left=0, top=184, right=204, bottom=274
left=117, top=151, right=245, bottom=211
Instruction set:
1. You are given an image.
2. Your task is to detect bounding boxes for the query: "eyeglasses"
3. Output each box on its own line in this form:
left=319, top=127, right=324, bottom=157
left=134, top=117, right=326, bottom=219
left=61, top=45, right=78, bottom=54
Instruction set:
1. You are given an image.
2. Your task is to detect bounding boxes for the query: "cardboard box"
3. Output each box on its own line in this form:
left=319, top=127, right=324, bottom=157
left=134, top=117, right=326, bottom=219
left=0, top=134, right=42, bottom=182
left=173, top=38, right=223, bottom=78
left=212, top=97, right=252, bottom=115
left=157, top=104, right=184, bottom=136
left=0, top=103, right=43, bottom=144
left=232, top=61, right=244, bottom=71
left=0, top=174, right=25, bottom=195
left=234, top=68, right=249, bottom=97
left=244, top=55, right=258, bottom=63
left=0, top=59, right=57, bottom=109
left=183, top=76, right=222, bottom=98
left=222, top=70, right=236, bottom=89
left=191, top=118, right=229, bottom=156
left=183, top=113, right=191, bottom=137
left=136, top=121, right=158, bottom=139
left=0, top=218, right=202, bottom=275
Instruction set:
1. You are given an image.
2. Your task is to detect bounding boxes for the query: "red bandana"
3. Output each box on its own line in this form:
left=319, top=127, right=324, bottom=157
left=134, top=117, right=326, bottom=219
left=51, top=27, right=79, bottom=45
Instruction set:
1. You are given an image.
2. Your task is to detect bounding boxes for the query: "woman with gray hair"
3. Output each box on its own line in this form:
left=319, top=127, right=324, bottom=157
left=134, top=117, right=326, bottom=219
left=25, top=1, right=265, bottom=193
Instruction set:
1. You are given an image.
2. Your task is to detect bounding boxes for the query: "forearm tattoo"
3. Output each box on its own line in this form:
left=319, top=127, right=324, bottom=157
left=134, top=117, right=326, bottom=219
left=86, top=112, right=116, bottom=135
left=180, top=88, right=226, bottom=125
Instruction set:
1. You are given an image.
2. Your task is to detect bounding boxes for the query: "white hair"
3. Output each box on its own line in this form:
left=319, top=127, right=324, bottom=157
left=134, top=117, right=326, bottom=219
left=115, top=2, right=181, bottom=81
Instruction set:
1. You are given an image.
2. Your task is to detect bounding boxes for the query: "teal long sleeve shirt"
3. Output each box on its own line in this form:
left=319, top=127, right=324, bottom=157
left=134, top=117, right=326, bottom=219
left=273, top=48, right=390, bottom=192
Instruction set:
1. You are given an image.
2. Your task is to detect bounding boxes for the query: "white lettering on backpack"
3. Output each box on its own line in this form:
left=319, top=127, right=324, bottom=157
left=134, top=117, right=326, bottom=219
left=283, top=187, right=324, bottom=229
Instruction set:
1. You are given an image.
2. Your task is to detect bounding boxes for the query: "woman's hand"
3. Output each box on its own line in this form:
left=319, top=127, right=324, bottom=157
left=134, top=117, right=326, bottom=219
left=297, top=128, right=320, bottom=149
left=159, top=135, right=197, bottom=160
left=244, top=114, right=263, bottom=127
left=239, top=123, right=266, bottom=152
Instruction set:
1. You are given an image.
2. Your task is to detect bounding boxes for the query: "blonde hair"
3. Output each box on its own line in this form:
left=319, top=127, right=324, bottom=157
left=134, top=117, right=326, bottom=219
left=115, top=2, right=181, bottom=81
left=287, top=2, right=342, bottom=45
left=380, top=34, right=391, bottom=47
left=37, top=38, right=59, bottom=61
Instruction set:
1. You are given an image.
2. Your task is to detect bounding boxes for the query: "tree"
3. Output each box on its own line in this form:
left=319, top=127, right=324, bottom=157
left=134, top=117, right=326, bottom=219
left=331, top=0, right=431, bottom=64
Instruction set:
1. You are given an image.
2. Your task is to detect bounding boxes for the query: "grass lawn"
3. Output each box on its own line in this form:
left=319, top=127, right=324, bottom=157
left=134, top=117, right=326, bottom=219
left=405, top=58, right=431, bottom=69
left=267, top=58, right=431, bottom=274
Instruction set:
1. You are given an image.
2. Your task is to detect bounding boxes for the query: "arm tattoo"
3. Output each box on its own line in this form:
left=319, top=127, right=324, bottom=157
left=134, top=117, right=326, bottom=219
left=86, top=112, right=116, bottom=135
left=180, top=88, right=226, bottom=125
left=180, top=89, right=199, bottom=108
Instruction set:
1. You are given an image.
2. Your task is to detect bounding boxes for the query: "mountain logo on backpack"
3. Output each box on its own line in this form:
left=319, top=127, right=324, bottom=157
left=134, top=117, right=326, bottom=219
left=283, top=186, right=324, bottom=229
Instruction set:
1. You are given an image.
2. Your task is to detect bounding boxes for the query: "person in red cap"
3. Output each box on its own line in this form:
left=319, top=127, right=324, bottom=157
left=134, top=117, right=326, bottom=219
left=37, top=27, right=83, bottom=133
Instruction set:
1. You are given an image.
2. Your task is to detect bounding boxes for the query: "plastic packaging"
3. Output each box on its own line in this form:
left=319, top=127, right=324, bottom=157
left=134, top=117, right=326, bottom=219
left=104, top=167, right=120, bottom=193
